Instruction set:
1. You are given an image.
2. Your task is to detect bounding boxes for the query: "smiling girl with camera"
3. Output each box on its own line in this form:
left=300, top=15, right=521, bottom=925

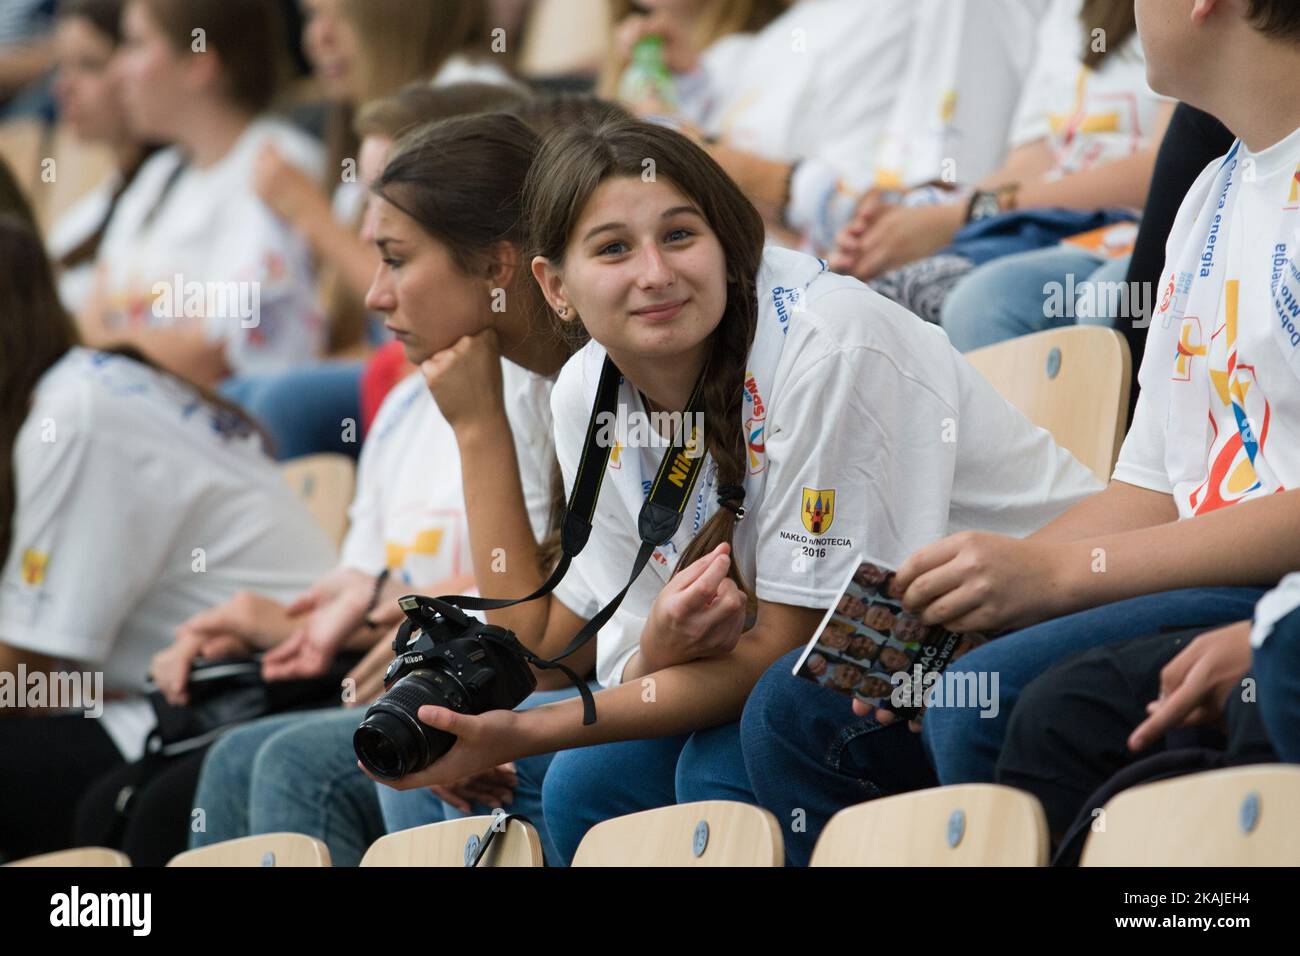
left=371, top=117, right=1102, bottom=864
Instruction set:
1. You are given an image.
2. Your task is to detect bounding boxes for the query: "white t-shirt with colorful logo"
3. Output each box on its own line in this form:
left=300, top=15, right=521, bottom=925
left=1115, top=127, right=1300, bottom=519
left=97, top=117, right=327, bottom=377
left=550, top=247, right=1102, bottom=687
left=1010, top=0, right=1169, bottom=177
left=0, top=349, right=336, bottom=759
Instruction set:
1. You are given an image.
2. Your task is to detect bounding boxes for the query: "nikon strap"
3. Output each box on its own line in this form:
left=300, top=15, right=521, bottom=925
left=417, top=354, right=708, bottom=725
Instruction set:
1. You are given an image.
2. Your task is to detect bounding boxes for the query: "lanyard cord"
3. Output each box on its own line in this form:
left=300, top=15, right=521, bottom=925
left=409, top=355, right=709, bottom=725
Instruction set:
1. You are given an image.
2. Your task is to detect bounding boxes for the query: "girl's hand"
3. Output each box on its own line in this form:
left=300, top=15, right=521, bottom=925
left=262, top=569, right=376, bottom=681
left=362, top=706, right=525, bottom=790
left=829, top=187, right=895, bottom=272
left=641, top=543, right=746, bottom=673
left=420, top=329, right=505, bottom=432
left=852, top=697, right=923, bottom=734
left=613, top=11, right=699, bottom=76
left=151, top=631, right=250, bottom=706
left=834, top=202, right=965, bottom=282
left=429, top=764, right=519, bottom=814
left=892, top=531, right=1070, bottom=633
left=1128, top=621, right=1253, bottom=753
left=253, top=143, right=324, bottom=226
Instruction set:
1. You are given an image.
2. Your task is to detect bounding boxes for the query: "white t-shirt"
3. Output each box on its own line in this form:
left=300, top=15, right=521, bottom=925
left=48, top=173, right=118, bottom=315
left=872, top=0, right=1047, bottom=192
left=1010, top=0, right=1168, bottom=176
left=673, top=0, right=913, bottom=246
left=1252, top=572, right=1300, bottom=648
left=97, top=117, right=327, bottom=377
left=342, top=361, right=597, bottom=619
left=0, top=349, right=337, bottom=759
left=551, top=247, right=1102, bottom=687
left=1115, top=128, right=1300, bottom=519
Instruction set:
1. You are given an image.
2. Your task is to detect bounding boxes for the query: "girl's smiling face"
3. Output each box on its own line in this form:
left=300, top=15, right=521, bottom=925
left=533, top=174, right=728, bottom=377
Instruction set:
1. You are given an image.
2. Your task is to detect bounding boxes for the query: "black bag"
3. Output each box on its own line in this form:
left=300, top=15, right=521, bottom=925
left=144, top=651, right=364, bottom=757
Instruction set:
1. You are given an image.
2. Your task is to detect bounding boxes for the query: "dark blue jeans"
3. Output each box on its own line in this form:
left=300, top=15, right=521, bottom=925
left=921, top=587, right=1268, bottom=784
left=741, top=587, right=1267, bottom=865
left=1256, top=605, right=1300, bottom=762
left=741, top=648, right=937, bottom=866
left=221, top=362, right=364, bottom=461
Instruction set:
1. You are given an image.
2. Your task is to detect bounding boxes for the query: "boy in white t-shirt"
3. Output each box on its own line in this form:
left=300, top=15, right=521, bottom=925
left=744, top=0, right=1300, bottom=862
left=960, top=0, right=1300, bottom=842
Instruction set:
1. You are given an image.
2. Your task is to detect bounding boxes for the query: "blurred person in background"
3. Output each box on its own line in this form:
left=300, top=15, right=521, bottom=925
left=79, top=0, right=326, bottom=388
left=47, top=0, right=156, bottom=315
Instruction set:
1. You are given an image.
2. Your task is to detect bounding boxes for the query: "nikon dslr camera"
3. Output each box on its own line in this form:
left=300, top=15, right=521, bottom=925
left=353, top=595, right=536, bottom=780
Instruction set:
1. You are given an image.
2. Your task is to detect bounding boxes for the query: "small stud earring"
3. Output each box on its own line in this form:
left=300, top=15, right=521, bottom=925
left=557, top=307, right=569, bottom=318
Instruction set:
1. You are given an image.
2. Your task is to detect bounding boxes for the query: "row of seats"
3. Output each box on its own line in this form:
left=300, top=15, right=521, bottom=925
left=8, top=764, right=1298, bottom=866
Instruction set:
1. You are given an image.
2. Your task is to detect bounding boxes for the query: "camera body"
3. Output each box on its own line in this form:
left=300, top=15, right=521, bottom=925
left=353, top=595, right=536, bottom=781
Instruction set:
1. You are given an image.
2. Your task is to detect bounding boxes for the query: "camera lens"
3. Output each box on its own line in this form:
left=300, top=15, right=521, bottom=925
left=354, top=669, right=460, bottom=780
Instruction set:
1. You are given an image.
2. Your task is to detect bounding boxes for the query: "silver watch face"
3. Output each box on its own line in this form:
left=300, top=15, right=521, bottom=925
left=971, top=193, right=1002, bottom=222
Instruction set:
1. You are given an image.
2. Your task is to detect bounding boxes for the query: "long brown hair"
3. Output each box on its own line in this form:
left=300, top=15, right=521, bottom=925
left=524, top=119, right=766, bottom=591
left=57, top=0, right=159, bottom=271
left=321, top=1, right=498, bottom=226
left=599, top=0, right=788, bottom=98
left=1080, top=0, right=1138, bottom=70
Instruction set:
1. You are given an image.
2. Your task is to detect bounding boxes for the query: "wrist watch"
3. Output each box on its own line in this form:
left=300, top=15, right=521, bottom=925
left=965, top=183, right=1020, bottom=224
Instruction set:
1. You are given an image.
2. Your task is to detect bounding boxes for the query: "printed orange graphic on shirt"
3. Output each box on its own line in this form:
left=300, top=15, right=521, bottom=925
left=21, top=549, right=48, bottom=586
left=385, top=528, right=445, bottom=570
left=1286, top=162, right=1300, bottom=210
left=1187, top=280, right=1279, bottom=514
left=802, top=488, right=835, bottom=535
left=1174, top=316, right=1206, bottom=381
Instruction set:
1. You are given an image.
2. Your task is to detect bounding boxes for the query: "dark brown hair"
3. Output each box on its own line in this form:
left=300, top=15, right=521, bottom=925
left=354, top=82, right=529, bottom=143
left=0, top=213, right=81, bottom=566
left=1080, top=0, right=1138, bottom=70
left=136, top=0, right=288, bottom=113
left=60, top=0, right=126, bottom=40
left=1247, top=0, right=1300, bottom=43
left=523, top=118, right=766, bottom=591
left=57, top=0, right=159, bottom=271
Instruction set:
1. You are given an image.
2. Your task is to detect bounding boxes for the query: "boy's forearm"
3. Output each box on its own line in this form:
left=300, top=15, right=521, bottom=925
left=1057, top=488, right=1300, bottom=611
left=1030, top=480, right=1180, bottom=544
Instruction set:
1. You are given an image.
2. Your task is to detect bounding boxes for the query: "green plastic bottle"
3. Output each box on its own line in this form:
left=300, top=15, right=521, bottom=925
left=618, top=35, right=678, bottom=108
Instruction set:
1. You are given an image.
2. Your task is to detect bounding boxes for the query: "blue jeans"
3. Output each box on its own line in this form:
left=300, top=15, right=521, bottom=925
left=741, top=647, right=938, bottom=865
left=221, top=362, right=364, bottom=461
left=541, top=721, right=756, bottom=867
left=1255, top=605, right=1300, bottom=763
left=922, top=587, right=1268, bottom=784
left=941, top=246, right=1131, bottom=353
left=374, top=686, right=587, bottom=866
left=189, top=708, right=384, bottom=867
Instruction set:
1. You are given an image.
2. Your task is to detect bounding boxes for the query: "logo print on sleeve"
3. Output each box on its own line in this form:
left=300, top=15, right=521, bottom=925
left=801, top=487, right=835, bottom=535
left=743, top=373, right=767, bottom=475
left=20, top=549, right=49, bottom=587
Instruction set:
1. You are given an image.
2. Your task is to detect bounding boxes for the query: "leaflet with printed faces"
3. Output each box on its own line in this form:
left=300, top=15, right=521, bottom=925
left=792, top=556, right=986, bottom=720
